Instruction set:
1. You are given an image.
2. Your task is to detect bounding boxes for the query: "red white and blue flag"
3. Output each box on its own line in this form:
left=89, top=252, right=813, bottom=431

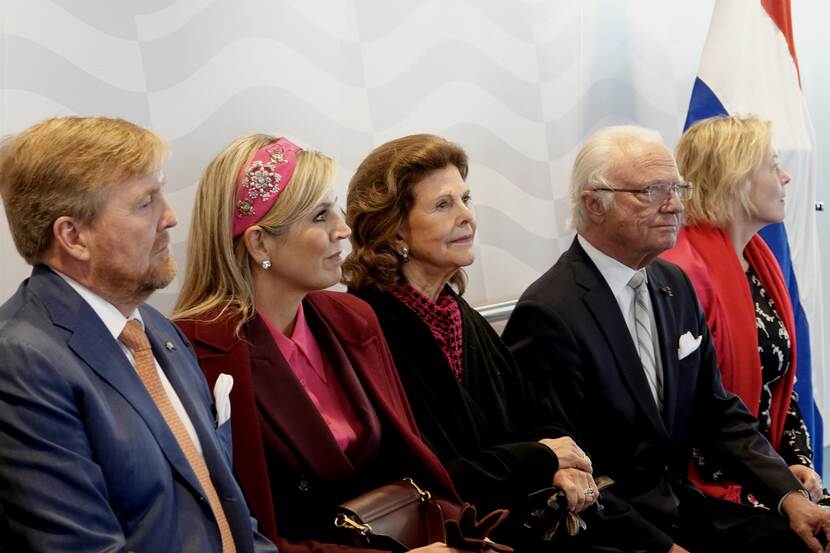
left=686, top=0, right=825, bottom=468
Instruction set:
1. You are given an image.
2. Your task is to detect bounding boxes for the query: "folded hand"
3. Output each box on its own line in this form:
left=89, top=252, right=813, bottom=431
left=553, top=467, right=598, bottom=513
left=790, top=464, right=823, bottom=503
left=781, top=491, right=830, bottom=553
left=539, top=436, right=592, bottom=473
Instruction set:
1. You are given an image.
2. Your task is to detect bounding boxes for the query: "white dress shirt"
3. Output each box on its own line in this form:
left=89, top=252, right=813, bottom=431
left=578, top=235, right=664, bottom=407
left=577, top=237, right=804, bottom=514
left=56, top=270, right=203, bottom=455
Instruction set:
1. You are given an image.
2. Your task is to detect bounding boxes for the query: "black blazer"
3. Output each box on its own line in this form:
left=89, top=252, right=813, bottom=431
left=502, top=238, right=803, bottom=552
left=351, top=287, right=563, bottom=524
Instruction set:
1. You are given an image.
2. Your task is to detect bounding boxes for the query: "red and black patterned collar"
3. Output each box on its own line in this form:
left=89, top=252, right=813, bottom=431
left=390, top=280, right=464, bottom=382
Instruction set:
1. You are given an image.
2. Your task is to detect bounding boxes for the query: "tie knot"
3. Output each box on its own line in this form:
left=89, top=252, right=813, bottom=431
left=628, top=270, right=646, bottom=290
left=119, top=319, right=151, bottom=352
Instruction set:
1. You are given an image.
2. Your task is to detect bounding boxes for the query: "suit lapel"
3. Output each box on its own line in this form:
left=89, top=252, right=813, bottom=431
left=67, top=325, right=204, bottom=489
left=33, top=268, right=207, bottom=497
left=142, top=312, right=222, bottom=495
left=646, top=265, right=679, bottom=433
left=569, top=242, right=668, bottom=438
left=245, top=314, right=355, bottom=480
left=145, top=315, right=250, bottom=548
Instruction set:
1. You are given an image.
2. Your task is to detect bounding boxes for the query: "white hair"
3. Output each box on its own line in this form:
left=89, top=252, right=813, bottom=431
left=568, top=125, right=665, bottom=232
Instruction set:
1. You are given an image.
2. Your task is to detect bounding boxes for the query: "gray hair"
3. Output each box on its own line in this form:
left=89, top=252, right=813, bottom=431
left=568, top=125, right=664, bottom=232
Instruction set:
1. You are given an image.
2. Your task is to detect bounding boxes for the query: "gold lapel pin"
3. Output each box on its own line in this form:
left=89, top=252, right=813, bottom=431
left=165, top=341, right=175, bottom=351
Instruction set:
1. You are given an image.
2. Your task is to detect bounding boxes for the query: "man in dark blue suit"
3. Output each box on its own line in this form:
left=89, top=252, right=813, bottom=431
left=503, top=126, right=830, bottom=553
left=0, top=116, right=276, bottom=553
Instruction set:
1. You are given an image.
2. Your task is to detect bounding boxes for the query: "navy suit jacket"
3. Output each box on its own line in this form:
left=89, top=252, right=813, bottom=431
left=0, top=265, right=276, bottom=553
left=503, top=238, right=803, bottom=553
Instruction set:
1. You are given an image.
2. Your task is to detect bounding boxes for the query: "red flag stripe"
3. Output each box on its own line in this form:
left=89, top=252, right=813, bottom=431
left=760, top=0, right=801, bottom=87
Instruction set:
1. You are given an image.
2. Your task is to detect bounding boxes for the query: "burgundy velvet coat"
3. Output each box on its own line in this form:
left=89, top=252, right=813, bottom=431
left=176, top=291, right=459, bottom=553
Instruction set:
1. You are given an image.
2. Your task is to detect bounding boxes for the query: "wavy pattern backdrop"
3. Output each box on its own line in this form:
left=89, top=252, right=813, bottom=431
left=2, top=0, right=716, bottom=314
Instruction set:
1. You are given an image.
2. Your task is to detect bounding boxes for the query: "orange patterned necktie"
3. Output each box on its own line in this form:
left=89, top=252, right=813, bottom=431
left=119, top=320, right=237, bottom=553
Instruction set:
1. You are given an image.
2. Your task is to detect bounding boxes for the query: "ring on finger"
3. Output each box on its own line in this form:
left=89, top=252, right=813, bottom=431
left=584, top=488, right=595, bottom=498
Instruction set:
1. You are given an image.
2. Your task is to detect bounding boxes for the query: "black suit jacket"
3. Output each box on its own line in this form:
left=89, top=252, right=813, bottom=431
left=502, top=238, right=803, bottom=552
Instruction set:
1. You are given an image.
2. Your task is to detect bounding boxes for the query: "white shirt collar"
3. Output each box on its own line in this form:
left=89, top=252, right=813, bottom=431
left=54, top=269, right=143, bottom=340
left=577, top=234, right=645, bottom=295
left=53, top=269, right=205, bottom=456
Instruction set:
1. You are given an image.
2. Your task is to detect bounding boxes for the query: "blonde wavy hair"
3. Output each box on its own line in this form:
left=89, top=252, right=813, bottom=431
left=0, top=116, right=166, bottom=264
left=172, top=134, right=334, bottom=329
left=343, top=134, right=469, bottom=293
left=675, top=115, right=771, bottom=227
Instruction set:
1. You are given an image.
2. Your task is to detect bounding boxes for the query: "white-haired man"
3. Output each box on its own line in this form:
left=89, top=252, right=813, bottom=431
left=503, top=126, right=830, bottom=553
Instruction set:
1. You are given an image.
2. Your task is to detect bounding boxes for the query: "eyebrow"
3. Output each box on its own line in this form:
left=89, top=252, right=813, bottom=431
left=141, top=183, right=164, bottom=196
left=640, top=179, right=680, bottom=187
left=313, top=197, right=336, bottom=210
left=431, top=188, right=471, bottom=199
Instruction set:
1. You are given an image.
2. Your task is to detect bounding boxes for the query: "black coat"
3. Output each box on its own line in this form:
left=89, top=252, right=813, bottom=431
left=502, top=238, right=804, bottom=552
left=351, top=286, right=564, bottom=520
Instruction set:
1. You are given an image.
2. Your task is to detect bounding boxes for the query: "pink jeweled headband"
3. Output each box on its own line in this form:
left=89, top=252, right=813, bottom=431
left=232, top=138, right=302, bottom=238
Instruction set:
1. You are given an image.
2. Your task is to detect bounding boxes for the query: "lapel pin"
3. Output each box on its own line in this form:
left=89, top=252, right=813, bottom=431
left=165, top=341, right=176, bottom=351
left=660, top=286, right=673, bottom=297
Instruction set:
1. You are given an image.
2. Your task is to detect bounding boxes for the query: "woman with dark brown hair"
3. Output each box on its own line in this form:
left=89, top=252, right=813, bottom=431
left=344, top=134, right=596, bottom=549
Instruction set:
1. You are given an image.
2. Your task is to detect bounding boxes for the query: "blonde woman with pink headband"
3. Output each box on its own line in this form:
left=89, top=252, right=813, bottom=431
left=173, top=135, right=505, bottom=553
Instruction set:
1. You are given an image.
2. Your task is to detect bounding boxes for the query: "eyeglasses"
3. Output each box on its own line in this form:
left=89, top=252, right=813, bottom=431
left=592, top=181, right=694, bottom=204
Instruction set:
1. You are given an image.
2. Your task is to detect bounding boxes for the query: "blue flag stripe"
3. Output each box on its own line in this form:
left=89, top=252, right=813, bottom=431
left=684, top=78, right=728, bottom=131
left=758, top=222, right=822, bottom=472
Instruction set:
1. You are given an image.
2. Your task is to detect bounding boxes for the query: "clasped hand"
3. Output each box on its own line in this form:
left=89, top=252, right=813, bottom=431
left=782, top=491, right=830, bottom=553
left=539, top=437, right=596, bottom=513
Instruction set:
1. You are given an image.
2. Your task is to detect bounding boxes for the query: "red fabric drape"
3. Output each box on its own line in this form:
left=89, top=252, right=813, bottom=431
left=661, top=225, right=797, bottom=502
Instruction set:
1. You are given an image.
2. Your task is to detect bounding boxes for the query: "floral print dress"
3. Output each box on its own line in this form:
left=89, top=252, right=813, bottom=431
left=692, top=267, right=818, bottom=507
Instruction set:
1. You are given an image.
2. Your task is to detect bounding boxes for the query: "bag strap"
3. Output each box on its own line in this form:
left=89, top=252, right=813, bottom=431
left=425, top=497, right=446, bottom=544
left=403, top=478, right=447, bottom=545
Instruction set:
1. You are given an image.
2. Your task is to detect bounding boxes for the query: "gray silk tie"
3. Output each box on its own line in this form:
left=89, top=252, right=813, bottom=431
left=628, top=270, right=663, bottom=411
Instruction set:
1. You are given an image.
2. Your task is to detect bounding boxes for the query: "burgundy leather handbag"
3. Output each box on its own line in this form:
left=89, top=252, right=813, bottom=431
left=334, top=478, right=446, bottom=552
left=334, top=477, right=512, bottom=552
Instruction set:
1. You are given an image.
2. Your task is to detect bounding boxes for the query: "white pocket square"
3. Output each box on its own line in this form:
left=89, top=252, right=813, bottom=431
left=677, top=332, right=702, bottom=360
left=213, top=373, right=234, bottom=427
